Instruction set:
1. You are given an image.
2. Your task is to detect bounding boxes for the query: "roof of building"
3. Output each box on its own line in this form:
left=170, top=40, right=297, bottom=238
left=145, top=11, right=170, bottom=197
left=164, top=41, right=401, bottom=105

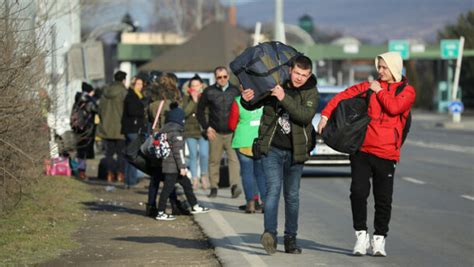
left=139, top=22, right=252, bottom=72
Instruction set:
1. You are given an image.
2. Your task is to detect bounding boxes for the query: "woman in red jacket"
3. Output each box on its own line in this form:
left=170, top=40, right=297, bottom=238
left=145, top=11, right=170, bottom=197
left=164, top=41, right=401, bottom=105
left=318, top=52, right=416, bottom=257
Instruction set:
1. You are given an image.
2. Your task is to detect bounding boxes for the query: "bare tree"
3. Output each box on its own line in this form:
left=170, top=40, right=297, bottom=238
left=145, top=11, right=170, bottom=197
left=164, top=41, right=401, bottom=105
left=0, top=0, right=69, bottom=215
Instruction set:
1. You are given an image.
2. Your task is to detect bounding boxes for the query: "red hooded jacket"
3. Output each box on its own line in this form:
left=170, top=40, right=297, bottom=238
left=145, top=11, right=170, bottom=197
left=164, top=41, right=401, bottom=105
left=321, top=79, right=416, bottom=161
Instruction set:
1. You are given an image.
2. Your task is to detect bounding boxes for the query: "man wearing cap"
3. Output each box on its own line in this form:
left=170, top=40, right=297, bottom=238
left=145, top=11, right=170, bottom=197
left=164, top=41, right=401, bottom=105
left=317, top=52, right=416, bottom=257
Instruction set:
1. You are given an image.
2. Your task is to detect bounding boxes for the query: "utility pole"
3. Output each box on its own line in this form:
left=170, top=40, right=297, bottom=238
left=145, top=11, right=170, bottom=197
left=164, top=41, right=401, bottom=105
left=274, top=0, right=285, bottom=43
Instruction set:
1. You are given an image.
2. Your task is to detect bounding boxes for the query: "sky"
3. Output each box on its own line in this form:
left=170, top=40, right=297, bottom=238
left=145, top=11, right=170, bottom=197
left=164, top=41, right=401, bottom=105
left=227, top=0, right=474, bottom=43
left=82, top=0, right=474, bottom=44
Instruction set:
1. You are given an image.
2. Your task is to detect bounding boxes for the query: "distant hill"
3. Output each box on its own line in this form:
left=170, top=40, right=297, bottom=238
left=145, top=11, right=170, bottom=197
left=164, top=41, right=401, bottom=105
left=233, top=0, right=474, bottom=44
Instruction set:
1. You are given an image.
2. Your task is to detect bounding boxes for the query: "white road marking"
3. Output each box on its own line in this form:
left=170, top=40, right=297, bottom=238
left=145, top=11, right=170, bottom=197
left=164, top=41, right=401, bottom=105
left=203, top=200, right=267, bottom=267
left=402, top=177, right=426, bottom=185
left=461, top=195, right=474, bottom=201
left=405, top=139, right=474, bottom=154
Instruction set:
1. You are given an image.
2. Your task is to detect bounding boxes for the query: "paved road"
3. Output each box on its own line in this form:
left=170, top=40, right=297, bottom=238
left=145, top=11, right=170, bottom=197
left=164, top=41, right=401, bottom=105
left=194, top=114, right=474, bottom=266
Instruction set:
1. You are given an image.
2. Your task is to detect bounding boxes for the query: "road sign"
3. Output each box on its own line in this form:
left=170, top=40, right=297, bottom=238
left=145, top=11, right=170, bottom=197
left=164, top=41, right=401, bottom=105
left=441, top=39, right=460, bottom=59
left=448, top=100, right=464, bottom=113
left=389, top=40, right=410, bottom=60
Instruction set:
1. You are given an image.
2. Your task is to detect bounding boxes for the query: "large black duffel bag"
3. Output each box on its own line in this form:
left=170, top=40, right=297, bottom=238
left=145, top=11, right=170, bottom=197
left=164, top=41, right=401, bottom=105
left=230, top=41, right=300, bottom=104
left=123, top=133, right=161, bottom=176
left=321, top=90, right=372, bottom=154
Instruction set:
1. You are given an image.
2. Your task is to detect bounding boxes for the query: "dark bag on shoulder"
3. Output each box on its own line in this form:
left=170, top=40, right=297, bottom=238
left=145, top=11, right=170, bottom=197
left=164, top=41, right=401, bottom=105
left=321, top=90, right=372, bottom=154
left=230, top=41, right=301, bottom=104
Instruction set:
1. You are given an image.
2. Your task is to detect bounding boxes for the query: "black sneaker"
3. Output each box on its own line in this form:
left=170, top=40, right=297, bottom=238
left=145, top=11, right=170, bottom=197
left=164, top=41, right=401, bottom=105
left=284, top=235, right=302, bottom=254
left=208, top=188, right=218, bottom=198
left=261, top=232, right=277, bottom=255
left=231, top=184, right=242, bottom=198
left=145, top=204, right=158, bottom=218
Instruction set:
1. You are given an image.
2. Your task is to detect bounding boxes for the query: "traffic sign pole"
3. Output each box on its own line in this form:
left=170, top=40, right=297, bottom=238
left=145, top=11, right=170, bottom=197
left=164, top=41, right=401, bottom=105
left=452, top=36, right=465, bottom=123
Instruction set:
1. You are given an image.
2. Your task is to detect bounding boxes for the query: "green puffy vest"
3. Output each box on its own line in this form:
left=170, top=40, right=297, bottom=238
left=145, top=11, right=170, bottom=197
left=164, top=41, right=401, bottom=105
left=232, top=96, right=263, bottom=148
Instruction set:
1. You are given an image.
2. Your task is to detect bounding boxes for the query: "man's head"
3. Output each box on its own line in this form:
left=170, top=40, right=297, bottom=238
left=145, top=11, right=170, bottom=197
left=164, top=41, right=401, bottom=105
left=81, top=82, right=93, bottom=93
left=289, top=55, right=312, bottom=88
left=214, top=66, right=229, bottom=87
left=375, top=52, right=403, bottom=83
left=114, top=71, right=127, bottom=83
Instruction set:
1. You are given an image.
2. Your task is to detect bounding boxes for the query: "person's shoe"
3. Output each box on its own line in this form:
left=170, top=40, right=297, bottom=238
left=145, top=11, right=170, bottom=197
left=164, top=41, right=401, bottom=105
left=156, top=211, right=176, bottom=221
left=231, top=184, right=242, bottom=198
left=191, top=204, right=210, bottom=214
left=78, top=170, right=88, bottom=180
left=353, top=230, right=370, bottom=256
left=208, top=188, right=218, bottom=198
left=106, top=171, right=115, bottom=183
left=192, top=178, right=199, bottom=190
left=372, top=235, right=387, bottom=257
left=200, top=175, right=209, bottom=190
left=245, top=200, right=256, bottom=213
left=116, top=172, right=125, bottom=183
left=238, top=204, right=246, bottom=210
left=260, top=232, right=277, bottom=255
left=145, top=204, right=158, bottom=218
left=284, top=235, right=302, bottom=254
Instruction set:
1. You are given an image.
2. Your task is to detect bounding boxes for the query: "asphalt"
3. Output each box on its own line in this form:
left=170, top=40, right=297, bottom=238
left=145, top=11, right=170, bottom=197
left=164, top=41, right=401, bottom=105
left=44, top=109, right=473, bottom=266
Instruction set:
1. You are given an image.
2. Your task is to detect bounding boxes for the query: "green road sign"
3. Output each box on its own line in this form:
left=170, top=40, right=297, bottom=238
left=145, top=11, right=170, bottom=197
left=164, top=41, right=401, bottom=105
left=440, top=39, right=460, bottom=59
left=388, top=40, right=409, bottom=60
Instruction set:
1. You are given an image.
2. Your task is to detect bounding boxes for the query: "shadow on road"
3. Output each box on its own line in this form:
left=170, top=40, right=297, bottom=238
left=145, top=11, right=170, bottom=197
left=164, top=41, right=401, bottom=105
left=302, top=166, right=351, bottom=178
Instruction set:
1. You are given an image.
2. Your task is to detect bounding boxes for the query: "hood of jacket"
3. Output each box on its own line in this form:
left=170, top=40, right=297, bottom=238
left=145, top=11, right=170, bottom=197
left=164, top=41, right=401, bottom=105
left=102, top=81, right=126, bottom=99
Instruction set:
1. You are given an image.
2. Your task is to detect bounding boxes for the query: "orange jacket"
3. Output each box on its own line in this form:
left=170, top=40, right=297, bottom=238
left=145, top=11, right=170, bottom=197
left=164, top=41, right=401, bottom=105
left=321, top=78, right=416, bottom=161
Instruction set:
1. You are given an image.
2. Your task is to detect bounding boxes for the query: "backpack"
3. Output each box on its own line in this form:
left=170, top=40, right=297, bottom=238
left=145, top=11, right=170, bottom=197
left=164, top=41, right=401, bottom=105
left=396, top=82, right=411, bottom=145
left=230, top=41, right=301, bottom=104
left=148, top=132, right=171, bottom=159
left=70, top=101, right=90, bottom=133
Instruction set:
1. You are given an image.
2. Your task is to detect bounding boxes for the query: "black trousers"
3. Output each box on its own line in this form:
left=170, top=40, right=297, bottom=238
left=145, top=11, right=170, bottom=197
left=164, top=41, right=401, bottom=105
left=103, top=139, right=125, bottom=173
left=157, top=173, right=198, bottom=212
left=350, top=151, right=396, bottom=237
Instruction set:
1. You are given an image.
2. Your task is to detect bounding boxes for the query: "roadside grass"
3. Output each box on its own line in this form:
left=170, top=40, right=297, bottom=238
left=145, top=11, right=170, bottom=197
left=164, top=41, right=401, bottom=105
left=0, top=175, right=93, bottom=265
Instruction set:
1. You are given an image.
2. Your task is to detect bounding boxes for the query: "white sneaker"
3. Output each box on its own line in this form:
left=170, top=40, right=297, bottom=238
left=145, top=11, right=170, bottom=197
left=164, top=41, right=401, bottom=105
left=372, top=235, right=387, bottom=257
left=191, top=204, right=210, bottom=214
left=353, top=230, right=370, bottom=256
left=156, top=211, right=176, bottom=221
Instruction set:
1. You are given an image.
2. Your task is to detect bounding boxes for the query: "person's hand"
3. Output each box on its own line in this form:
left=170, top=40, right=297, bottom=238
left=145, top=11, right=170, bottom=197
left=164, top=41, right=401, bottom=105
left=190, top=90, right=199, bottom=102
left=369, top=80, right=382, bottom=93
left=241, top=88, right=255, bottom=101
left=207, top=127, right=217, bottom=141
left=180, top=168, right=187, bottom=176
left=271, top=85, right=285, bottom=101
left=317, top=116, right=328, bottom=134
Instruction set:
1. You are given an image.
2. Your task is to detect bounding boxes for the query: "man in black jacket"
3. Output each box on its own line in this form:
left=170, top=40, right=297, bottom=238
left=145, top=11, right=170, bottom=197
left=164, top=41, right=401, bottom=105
left=197, top=66, right=241, bottom=198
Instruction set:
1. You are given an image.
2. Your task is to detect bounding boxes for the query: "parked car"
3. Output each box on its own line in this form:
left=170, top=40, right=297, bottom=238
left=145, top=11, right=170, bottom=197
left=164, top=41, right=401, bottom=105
left=306, top=85, right=350, bottom=166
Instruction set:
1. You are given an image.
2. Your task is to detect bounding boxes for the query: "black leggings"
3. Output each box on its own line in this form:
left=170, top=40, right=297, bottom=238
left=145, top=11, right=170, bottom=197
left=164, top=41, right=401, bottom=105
left=350, top=151, right=396, bottom=237
left=157, top=173, right=198, bottom=212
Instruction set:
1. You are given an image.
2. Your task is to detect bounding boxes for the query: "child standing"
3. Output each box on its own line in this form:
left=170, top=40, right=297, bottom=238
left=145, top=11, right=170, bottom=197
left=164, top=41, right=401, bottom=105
left=156, top=103, right=210, bottom=221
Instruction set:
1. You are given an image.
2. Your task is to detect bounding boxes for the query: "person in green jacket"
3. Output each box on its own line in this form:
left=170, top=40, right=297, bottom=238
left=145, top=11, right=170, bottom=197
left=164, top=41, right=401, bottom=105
left=182, top=74, right=209, bottom=190
left=241, top=55, right=319, bottom=255
left=97, top=71, right=128, bottom=183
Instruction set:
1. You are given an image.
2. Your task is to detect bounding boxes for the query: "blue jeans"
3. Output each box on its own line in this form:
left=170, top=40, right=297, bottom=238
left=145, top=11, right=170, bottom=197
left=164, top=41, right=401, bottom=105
left=125, top=133, right=138, bottom=186
left=186, top=137, right=209, bottom=178
left=262, top=146, right=304, bottom=237
left=237, top=150, right=266, bottom=202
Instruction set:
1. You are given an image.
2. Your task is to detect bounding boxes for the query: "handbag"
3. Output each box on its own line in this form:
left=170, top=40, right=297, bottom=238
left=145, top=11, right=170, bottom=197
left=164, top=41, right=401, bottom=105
left=45, top=156, right=72, bottom=176
left=321, top=90, right=372, bottom=154
left=124, top=100, right=165, bottom=175
left=252, top=113, right=279, bottom=159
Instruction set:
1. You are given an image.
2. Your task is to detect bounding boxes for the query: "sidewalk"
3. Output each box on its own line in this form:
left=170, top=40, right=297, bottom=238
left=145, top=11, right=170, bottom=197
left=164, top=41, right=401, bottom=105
left=412, top=109, right=474, bottom=131
left=42, top=158, right=220, bottom=267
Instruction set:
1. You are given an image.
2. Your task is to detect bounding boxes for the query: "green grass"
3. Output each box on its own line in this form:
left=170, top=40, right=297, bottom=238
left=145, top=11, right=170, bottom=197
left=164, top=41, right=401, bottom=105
left=0, top=175, right=93, bottom=265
